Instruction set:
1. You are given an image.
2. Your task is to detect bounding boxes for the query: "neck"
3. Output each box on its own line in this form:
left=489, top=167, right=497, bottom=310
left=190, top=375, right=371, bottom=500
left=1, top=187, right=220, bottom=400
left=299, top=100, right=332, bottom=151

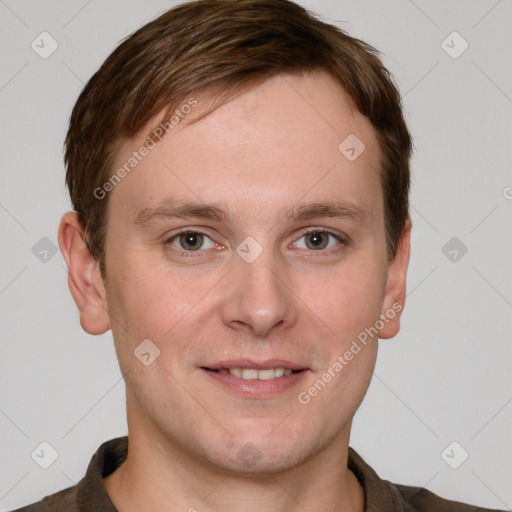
left=104, top=404, right=365, bottom=512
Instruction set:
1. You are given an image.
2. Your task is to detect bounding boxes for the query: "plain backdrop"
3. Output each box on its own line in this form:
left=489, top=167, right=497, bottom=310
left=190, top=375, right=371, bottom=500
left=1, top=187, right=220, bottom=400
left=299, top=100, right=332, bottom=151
left=0, top=0, right=511, bottom=510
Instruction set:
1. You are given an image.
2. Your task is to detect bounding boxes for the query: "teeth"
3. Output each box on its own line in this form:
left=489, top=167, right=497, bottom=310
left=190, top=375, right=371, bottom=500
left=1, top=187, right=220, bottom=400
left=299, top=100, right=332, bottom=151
left=229, top=367, right=242, bottom=378
left=242, top=368, right=258, bottom=379
left=257, top=369, right=275, bottom=380
left=225, top=368, right=295, bottom=380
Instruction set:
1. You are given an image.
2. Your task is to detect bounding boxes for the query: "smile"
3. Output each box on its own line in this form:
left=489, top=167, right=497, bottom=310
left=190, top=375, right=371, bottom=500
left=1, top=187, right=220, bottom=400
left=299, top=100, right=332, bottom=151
left=219, top=368, right=295, bottom=380
left=202, top=364, right=308, bottom=398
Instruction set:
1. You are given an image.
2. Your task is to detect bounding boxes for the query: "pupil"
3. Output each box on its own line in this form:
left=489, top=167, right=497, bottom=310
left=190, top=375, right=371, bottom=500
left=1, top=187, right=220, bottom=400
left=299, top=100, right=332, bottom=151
left=307, top=231, right=326, bottom=250
left=311, top=233, right=321, bottom=245
left=181, top=232, right=202, bottom=250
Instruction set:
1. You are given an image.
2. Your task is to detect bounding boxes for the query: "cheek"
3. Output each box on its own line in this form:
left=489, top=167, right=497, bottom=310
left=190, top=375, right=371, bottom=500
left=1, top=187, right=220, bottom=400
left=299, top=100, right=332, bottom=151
left=301, top=257, right=385, bottom=339
left=106, top=255, right=201, bottom=337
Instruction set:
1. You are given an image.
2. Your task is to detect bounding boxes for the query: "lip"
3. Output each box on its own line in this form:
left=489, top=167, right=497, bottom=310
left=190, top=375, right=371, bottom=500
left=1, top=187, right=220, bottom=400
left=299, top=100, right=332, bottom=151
left=205, top=359, right=306, bottom=371
left=201, top=359, right=309, bottom=398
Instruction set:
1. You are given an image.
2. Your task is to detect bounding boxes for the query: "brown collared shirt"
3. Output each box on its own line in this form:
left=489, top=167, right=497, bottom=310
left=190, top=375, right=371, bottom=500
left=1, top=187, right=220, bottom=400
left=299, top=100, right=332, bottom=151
left=11, top=436, right=505, bottom=511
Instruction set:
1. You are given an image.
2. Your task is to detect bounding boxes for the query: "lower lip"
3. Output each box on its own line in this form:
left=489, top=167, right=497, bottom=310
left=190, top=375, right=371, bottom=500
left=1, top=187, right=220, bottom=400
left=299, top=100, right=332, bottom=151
left=201, top=368, right=308, bottom=398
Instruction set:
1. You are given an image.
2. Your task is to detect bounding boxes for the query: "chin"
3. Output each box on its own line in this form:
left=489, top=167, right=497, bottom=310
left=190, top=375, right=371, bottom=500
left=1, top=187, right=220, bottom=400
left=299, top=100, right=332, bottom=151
left=200, top=428, right=319, bottom=475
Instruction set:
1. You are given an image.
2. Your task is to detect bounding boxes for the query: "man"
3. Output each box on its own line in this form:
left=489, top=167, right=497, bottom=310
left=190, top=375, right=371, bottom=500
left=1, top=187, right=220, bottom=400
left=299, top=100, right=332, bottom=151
left=13, top=0, right=505, bottom=510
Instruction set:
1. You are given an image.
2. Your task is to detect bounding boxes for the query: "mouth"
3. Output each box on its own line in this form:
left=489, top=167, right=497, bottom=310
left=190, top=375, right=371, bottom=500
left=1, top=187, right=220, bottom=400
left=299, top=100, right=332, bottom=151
left=202, top=367, right=304, bottom=380
left=200, top=360, right=308, bottom=397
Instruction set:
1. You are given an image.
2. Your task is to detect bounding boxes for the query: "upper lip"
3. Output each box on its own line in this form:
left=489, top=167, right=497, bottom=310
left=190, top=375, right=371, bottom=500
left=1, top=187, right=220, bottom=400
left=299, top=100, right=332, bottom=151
left=204, top=359, right=307, bottom=371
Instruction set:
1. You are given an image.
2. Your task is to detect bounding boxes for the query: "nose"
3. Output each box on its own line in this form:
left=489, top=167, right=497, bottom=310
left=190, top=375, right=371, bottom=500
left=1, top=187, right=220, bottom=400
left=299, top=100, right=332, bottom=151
left=220, top=248, right=298, bottom=337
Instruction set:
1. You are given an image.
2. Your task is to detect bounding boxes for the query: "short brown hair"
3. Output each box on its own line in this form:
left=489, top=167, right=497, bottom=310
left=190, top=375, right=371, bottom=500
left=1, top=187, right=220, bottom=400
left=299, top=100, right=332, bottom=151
left=64, top=0, right=412, bottom=278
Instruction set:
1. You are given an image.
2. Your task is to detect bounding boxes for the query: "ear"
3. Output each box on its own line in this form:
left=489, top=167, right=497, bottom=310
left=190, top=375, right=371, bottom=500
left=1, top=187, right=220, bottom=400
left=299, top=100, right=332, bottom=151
left=58, top=211, right=110, bottom=335
left=378, top=217, right=411, bottom=339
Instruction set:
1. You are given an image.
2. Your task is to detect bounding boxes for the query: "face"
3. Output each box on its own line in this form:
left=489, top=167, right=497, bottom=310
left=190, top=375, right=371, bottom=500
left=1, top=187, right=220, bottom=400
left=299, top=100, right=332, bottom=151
left=64, top=71, right=409, bottom=474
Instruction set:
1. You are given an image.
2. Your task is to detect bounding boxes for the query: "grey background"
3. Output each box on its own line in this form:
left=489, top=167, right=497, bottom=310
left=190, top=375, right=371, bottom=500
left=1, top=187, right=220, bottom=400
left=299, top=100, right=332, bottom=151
left=0, top=0, right=511, bottom=510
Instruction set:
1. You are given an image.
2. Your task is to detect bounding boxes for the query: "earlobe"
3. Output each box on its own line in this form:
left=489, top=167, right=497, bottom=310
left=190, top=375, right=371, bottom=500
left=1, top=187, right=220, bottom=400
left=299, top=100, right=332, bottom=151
left=378, top=218, right=412, bottom=339
left=58, top=211, right=111, bottom=335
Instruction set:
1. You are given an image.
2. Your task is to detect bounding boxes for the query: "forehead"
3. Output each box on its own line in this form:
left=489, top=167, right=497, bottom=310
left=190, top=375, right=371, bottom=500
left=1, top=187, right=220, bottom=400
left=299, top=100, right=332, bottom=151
left=106, top=71, right=383, bottom=228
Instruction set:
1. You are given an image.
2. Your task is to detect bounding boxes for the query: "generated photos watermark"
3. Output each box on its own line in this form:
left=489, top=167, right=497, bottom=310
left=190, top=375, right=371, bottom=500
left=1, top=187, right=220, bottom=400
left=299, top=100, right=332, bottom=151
left=298, top=302, right=403, bottom=405
left=93, top=97, right=198, bottom=200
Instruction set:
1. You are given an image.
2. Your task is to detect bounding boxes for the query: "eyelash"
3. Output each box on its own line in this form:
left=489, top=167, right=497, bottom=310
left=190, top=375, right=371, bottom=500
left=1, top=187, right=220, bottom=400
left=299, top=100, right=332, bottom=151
left=164, top=228, right=345, bottom=257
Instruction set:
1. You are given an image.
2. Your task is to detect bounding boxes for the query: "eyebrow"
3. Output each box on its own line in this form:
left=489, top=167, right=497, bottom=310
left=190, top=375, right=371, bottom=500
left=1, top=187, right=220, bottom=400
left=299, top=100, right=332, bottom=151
left=133, top=199, right=369, bottom=228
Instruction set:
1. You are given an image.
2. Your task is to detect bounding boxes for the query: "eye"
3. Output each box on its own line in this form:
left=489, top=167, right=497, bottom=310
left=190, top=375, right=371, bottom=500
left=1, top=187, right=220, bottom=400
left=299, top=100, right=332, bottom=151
left=164, top=228, right=344, bottom=257
left=292, top=230, right=343, bottom=251
left=166, top=230, right=217, bottom=253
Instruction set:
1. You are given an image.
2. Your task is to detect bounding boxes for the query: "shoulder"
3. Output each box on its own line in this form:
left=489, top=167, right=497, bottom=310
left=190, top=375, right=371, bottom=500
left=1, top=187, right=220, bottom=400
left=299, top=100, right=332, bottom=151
left=9, top=482, right=79, bottom=511
left=347, top=446, right=505, bottom=512
left=392, top=482, right=506, bottom=512
left=8, top=436, right=126, bottom=511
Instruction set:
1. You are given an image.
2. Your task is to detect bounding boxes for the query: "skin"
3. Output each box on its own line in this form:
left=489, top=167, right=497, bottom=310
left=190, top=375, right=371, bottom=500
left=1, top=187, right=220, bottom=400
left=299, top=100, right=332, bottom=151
left=59, top=70, right=411, bottom=512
